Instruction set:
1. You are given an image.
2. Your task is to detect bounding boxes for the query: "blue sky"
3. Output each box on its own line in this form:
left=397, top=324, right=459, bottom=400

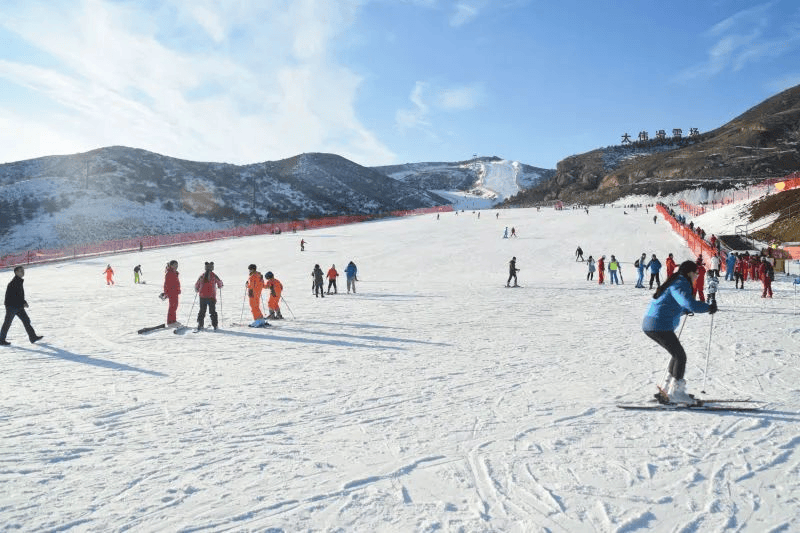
left=1, top=0, right=799, bottom=169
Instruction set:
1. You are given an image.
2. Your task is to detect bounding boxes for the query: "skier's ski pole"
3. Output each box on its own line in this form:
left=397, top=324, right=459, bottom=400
left=701, top=313, right=714, bottom=394
left=280, top=296, right=296, bottom=319
left=240, top=287, right=247, bottom=322
left=184, top=292, right=198, bottom=325
left=218, top=288, right=223, bottom=325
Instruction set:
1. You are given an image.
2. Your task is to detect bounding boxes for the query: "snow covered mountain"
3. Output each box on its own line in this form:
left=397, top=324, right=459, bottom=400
left=0, top=147, right=448, bottom=254
left=375, top=157, right=554, bottom=204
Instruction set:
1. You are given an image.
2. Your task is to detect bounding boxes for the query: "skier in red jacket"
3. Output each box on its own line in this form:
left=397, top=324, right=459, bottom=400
left=693, top=258, right=707, bottom=302
left=758, top=257, right=774, bottom=298
left=665, top=253, right=677, bottom=277
left=597, top=256, right=605, bottom=284
left=194, top=261, right=223, bottom=330
left=162, top=260, right=181, bottom=325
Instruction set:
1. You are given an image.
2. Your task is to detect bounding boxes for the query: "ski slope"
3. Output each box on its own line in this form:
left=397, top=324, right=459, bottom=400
left=2, top=206, right=799, bottom=531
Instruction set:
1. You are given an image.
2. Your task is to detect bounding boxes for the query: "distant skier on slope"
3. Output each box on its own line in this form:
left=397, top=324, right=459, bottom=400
left=586, top=256, right=595, bottom=281
left=104, top=264, right=115, bottom=285
left=134, top=265, right=143, bottom=284
left=725, top=252, right=737, bottom=282
left=507, top=257, right=519, bottom=287
left=194, top=261, right=223, bottom=331
left=608, top=255, right=621, bottom=285
left=648, top=254, right=663, bottom=289
left=597, top=256, right=605, bottom=284
left=693, top=258, right=707, bottom=302
left=635, top=253, right=647, bottom=288
left=642, top=260, right=716, bottom=404
left=575, top=246, right=584, bottom=261
left=759, top=257, right=774, bottom=298
left=665, top=253, right=676, bottom=278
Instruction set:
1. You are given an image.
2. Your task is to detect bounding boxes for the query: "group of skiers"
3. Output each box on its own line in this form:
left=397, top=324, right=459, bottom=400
left=726, top=251, right=775, bottom=297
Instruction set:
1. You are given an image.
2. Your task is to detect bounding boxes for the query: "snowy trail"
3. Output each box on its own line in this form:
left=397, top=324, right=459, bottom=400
left=1, top=206, right=799, bottom=531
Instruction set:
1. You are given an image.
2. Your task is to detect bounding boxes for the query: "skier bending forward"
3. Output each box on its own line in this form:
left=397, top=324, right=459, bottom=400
left=642, top=260, right=716, bottom=404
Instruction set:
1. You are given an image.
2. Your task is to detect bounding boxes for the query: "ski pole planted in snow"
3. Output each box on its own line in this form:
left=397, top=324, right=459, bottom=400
left=280, top=296, right=296, bottom=319
left=701, top=314, right=714, bottom=394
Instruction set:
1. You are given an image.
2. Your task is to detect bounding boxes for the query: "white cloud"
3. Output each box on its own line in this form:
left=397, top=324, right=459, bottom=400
left=396, top=81, right=432, bottom=133
left=450, top=2, right=480, bottom=27
left=0, top=0, right=395, bottom=166
left=675, top=2, right=800, bottom=82
left=438, top=84, right=484, bottom=110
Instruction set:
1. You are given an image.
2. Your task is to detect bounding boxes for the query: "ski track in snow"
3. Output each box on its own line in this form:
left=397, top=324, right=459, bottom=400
left=1, top=206, right=799, bottom=531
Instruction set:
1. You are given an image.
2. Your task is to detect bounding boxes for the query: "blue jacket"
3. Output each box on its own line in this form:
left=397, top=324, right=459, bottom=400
left=726, top=254, right=736, bottom=269
left=648, top=258, right=662, bottom=273
left=642, top=276, right=710, bottom=331
left=345, top=263, right=357, bottom=278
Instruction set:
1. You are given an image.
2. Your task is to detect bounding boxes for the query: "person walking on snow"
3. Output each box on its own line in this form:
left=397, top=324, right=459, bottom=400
left=575, top=246, right=584, bottom=261
left=642, top=260, right=716, bottom=404
left=161, top=260, right=181, bottom=326
left=326, top=265, right=339, bottom=294
left=0, top=266, right=43, bottom=346
left=246, top=264, right=266, bottom=326
left=300, top=239, right=306, bottom=251
left=507, top=257, right=519, bottom=287
left=194, top=261, right=223, bottom=330
left=510, top=227, right=517, bottom=237
left=104, top=264, right=115, bottom=285
left=648, top=254, right=663, bottom=289
left=693, top=258, right=707, bottom=302
left=597, top=256, right=606, bottom=284
left=734, top=254, right=746, bottom=289
left=312, top=264, right=325, bottom=297
left=265, top=271, right=284, bottom=318
left=345, top=261, right=358, bottom=293
left=134, top=265, right=142, bottom=284
left=503, top=227, right=509, bottom=239
left=635, top=253, right=647, bottom=288
left=586, top=256, right=596, bottom=281
left=759, top=257, right=774, bottom=298
left=608, top=255, right=621, bottom=285
left=665, top=253, right=676, bottom=278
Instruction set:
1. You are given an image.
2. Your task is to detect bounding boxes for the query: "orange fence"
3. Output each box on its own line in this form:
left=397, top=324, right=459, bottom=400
left=1, top=205, right=453, bottom=269
left=657, top=204, right=727, bottom=271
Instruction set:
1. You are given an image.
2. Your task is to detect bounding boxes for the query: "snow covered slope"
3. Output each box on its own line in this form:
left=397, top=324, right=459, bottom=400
left=1, top=205, right=798, bottom=531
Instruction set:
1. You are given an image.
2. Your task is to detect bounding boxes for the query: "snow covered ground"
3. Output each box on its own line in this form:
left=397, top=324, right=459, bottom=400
left=2, top=204, right=799, bottom=531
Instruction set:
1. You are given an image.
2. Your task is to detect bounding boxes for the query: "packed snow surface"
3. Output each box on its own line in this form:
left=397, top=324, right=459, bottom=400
left=1, top=206, right=799, bottom=531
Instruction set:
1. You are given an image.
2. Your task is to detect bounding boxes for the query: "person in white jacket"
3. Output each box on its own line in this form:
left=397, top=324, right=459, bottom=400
left=709, top=253, right=721, bottom=278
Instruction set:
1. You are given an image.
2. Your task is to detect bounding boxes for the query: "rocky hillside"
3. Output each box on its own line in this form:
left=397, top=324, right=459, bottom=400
left=505, top=84, right=800, bottom=206
left=0, top=147, right=446, bottom=253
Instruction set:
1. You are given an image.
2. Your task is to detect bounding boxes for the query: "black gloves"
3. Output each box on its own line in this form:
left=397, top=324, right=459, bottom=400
left=248, top=289, right=254, bottom=298
left=708, top=301, right=718, bottom=314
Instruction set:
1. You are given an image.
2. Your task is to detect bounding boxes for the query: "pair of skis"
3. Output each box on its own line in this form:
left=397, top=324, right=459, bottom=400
left=136, top=323, right=201, bottom=335
left=618, top=388, right=764, bottom=412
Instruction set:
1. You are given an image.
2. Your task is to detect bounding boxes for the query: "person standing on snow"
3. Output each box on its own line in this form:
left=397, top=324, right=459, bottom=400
left=642, top=260, right=716, bottom=404
left=734, top=253, right=746, bottom=289
left=758, top=257, right=774, bottom=298
left=326, top=264, right=339, bottom=294
left=648, top=254, right=663, bottom=289
left=161, top=260, right=181, bottom=326
left=635, top=253, right=648, bottom=288
left=510, top=227, right=517, bottom=237
left=665, top=253, right=676, bottom=278
left=507, top=257, right=519, bottom=287
left=265, top=271, right=284, bottom=319
left=312, top=264, right=325, bottom=297
left=345, top=261, right=358, bottom=293
left=608, top=255, right=621, bottom=285
left=194, top=261, right=223, bottom=330
left=300, top=239, right=306, bottom=251
left=0, top=266, right=43, bottom=346
left=104, top=264, right=115, bottom=285
left=693, top=258, right=707, bottom=302
left=246, top=264, right=266, bottom=326
left=503, top=227, right=509, bottom=239
left=134, top=265, right=143, bottom=284
left=576, top=246, right=584, bottom=261
left=725, top=252, right=737, bottom=282
left=709, top=253, right=721, bottom=278
left=586, top=256, right=596, bottom=281
left=597, top=256, right=606, bottom=284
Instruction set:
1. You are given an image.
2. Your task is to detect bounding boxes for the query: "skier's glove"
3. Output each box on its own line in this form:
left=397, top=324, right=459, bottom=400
left=159, top=293, right=167, bottom=301
left=708, top=302, right=718, bottom=314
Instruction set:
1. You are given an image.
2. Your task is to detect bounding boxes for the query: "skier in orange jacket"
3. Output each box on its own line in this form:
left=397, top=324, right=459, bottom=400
left=326, top=264, right=339, bottom=294
left=103, top=265, right=114, bottom=285
left=265, top=271, right=283, bottom=319
left=246, top=264, right=265, bottom=324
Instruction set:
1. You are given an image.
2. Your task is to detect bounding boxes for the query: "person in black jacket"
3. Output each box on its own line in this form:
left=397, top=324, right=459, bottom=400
left=1, top=266, right=43, bottom=345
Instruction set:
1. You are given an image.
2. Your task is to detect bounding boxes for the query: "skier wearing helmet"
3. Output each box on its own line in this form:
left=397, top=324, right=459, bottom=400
left=246, top=264, right=265, bottom=326
left=265, top=271, right=284, bottom=319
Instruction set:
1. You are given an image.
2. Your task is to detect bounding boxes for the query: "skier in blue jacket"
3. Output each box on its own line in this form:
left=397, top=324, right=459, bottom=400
left=642, top=260, right=716, bottom=404
left=635, top=253, right=647, bottom=288
left=345, top=261, right=358, bottom=293
left=647, top=254, right=663, bottom=289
